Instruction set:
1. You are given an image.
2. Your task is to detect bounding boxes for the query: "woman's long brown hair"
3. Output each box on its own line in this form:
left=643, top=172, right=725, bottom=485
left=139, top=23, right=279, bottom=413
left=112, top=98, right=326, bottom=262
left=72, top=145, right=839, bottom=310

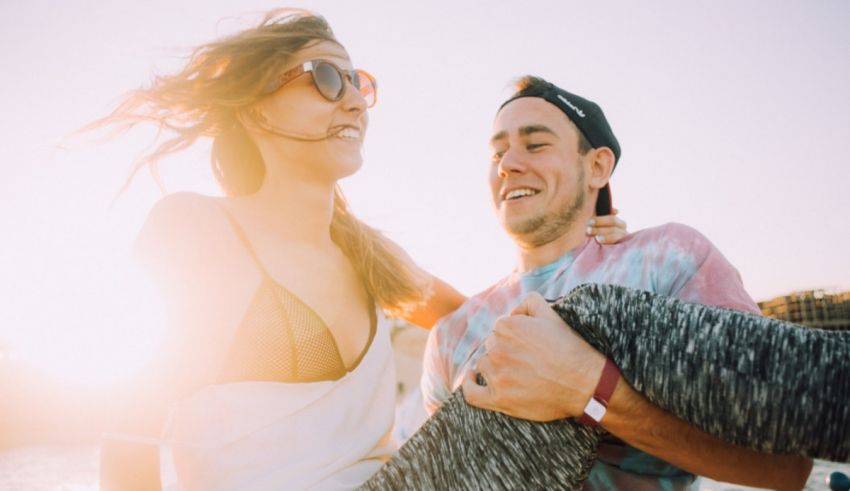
left=87, top=9, right=429, bottom=315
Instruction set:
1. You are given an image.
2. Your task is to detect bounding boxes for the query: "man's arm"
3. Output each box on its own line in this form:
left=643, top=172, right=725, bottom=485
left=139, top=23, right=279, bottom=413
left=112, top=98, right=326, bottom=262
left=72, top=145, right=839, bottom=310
left=603, top=376, right=812, bottom=491
left=462, top=292, right=812, bottom=491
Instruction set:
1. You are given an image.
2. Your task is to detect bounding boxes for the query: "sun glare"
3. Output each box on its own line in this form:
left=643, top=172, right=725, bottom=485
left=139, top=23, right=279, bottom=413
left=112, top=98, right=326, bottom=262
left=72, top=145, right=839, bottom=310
left=6, top=236, right=168, bottom=389
left=2, top=126, right=219, bottom=390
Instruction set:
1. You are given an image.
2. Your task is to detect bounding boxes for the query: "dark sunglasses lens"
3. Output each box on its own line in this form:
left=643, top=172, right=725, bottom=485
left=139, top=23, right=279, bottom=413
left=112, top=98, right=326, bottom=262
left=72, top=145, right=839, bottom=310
left=355, top=70, right=377, bottom=107
left=350, top=71, right=362, bottom=90
left=313, top=62, right=344, bottom=100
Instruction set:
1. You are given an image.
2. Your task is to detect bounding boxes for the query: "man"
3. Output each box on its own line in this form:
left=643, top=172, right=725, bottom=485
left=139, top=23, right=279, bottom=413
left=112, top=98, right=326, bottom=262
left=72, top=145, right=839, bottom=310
left=421, top=76, right=812, bottom=490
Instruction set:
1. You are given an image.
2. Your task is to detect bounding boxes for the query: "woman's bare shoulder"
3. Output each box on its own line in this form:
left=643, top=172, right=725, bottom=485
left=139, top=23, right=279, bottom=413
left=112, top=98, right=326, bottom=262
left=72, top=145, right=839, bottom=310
left=137, top=191, right=222, bottom=240
left=134, top=192, right=233, bottom=277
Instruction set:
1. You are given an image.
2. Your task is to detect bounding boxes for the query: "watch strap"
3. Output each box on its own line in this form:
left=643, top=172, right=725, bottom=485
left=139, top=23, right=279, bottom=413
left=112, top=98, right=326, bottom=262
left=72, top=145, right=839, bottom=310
left=577, top=357, right=620, bottom=425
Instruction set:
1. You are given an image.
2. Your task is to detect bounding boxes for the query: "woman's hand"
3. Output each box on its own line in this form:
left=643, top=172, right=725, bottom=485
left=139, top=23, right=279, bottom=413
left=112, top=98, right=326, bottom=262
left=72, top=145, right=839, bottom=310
left=586, top=208, right=628, bottom=244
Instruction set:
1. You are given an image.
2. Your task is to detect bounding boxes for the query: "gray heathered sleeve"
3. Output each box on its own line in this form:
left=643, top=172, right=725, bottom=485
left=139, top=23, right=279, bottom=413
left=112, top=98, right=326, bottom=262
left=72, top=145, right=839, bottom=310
left=361, top=284, right=849, bottom=491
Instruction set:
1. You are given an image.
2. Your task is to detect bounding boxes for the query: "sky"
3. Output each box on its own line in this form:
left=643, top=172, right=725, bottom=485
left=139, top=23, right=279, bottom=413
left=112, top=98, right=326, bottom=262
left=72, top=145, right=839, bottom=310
left=1, top=0, right=849, bottom=382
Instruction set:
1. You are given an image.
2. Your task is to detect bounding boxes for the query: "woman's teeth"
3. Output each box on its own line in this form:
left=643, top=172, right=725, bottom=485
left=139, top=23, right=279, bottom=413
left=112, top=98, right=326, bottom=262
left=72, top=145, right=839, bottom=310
left=335, top=128, right=361, bottom=140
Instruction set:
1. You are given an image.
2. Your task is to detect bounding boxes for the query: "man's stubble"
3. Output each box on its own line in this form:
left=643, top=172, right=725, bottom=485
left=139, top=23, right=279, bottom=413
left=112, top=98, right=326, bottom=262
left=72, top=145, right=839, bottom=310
left=508, top=165, right=586, bottom=248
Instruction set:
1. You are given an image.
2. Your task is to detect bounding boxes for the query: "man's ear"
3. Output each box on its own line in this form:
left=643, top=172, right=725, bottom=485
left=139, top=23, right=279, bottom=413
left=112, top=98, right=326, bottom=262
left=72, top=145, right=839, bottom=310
left=588, top=147, right=615, bottom=192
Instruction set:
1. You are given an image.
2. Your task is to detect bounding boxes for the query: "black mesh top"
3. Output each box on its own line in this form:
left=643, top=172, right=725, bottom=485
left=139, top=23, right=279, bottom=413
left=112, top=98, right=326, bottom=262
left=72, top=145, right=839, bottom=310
left=215, top=206, right=376, bottom=384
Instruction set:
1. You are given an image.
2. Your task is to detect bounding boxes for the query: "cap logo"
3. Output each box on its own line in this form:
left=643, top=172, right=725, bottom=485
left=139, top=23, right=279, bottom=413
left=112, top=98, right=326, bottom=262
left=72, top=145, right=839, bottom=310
left=556, top=94, right=585, bottom=118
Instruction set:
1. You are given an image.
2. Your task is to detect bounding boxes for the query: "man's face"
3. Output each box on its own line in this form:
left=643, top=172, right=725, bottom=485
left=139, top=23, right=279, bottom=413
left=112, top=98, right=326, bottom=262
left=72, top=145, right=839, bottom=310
left=489, top=98, right=588, bottom=247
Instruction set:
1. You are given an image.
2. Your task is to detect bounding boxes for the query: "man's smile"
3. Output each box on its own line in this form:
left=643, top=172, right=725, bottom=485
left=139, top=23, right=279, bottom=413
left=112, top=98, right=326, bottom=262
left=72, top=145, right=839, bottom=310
left=501, top=186, right=541, bottom=202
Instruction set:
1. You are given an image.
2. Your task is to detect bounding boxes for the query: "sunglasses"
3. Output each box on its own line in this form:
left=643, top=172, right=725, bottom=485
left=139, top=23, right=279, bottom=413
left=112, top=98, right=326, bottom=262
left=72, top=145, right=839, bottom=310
left=266, top=59, right=378, bottom=108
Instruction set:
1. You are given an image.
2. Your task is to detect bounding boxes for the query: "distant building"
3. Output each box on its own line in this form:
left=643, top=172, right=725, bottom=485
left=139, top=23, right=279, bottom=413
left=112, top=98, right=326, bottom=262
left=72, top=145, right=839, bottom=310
left=759, top=289, right=850, bottom=330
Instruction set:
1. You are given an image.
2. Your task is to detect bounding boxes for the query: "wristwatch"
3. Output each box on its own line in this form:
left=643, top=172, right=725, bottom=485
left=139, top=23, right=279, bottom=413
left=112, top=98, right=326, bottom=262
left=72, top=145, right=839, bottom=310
left=577, top=357, right=620, bottom=426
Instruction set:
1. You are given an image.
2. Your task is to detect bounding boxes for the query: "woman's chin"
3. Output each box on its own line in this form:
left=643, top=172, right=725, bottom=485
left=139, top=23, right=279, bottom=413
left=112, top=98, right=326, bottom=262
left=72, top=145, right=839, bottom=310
left=299, top=145, right=365, bottom=182
left=330, top=155, right=365, bottom=180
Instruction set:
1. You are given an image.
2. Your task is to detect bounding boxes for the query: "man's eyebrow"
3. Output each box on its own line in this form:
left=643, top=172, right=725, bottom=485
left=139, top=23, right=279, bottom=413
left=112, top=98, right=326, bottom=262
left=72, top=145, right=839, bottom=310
left=519, top=125, right=557, bottom=138
left=490, top=130, right=508, bottom=145
left=490, top=125, right=558, bottom=145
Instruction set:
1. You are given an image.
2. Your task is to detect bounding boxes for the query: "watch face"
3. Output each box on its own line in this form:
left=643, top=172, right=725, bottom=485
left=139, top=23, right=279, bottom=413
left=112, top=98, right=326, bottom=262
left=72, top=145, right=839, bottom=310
left=584, top=398, right=607, bottom=422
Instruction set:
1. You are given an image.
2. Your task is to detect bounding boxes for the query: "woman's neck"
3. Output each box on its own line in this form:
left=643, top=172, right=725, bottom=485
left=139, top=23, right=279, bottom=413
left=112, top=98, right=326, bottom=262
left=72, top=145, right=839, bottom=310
left=236, top=170, right=337, bottom=249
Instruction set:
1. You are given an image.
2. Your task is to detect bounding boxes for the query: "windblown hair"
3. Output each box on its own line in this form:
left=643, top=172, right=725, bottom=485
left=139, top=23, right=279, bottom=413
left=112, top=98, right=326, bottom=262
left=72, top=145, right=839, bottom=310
left=512, top=75, right=593, bottom=155
left=88, top=9, right=429, bottom=315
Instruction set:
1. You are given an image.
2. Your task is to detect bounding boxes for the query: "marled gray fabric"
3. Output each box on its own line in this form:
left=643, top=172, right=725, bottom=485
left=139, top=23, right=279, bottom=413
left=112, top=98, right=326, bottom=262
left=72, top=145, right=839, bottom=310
left=361, top=284, right=850, bottom=490
left=553, top=283, right=850, bottom=461
left=360, top=390, right=601, bottom=490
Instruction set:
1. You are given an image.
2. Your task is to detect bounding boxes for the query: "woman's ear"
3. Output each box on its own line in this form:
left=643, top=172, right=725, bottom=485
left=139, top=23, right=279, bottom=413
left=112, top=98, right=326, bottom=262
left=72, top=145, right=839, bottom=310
left=237, top=107, right=265, bottom=134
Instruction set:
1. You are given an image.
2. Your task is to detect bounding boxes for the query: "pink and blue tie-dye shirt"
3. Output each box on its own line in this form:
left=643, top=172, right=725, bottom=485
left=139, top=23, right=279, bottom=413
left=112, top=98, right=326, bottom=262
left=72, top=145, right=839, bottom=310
left=421, top=223, right=760, bottom=491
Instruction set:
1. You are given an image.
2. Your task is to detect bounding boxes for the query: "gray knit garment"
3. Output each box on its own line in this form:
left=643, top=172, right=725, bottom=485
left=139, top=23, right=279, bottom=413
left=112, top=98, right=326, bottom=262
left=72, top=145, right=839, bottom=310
left=553, top=283, right=850, bottom=460
left=361, top=284, right=850, bottom=490
left=360, top=389, right=601, bottom=490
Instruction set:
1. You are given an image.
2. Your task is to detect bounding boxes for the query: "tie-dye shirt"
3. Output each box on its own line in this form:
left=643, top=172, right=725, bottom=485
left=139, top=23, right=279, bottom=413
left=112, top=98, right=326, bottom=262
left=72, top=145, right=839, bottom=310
left=421, top=223, right=760, bottom=491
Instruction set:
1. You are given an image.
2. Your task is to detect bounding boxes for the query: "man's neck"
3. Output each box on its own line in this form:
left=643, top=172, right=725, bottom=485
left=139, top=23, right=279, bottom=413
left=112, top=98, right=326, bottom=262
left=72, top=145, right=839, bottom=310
left=515, top=217, right=592, bottom=272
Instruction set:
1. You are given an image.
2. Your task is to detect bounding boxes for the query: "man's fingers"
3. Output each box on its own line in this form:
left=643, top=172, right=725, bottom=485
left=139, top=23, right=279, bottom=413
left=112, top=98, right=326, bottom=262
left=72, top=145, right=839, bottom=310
left=461, top=369, right=492, bottom=409
left=509, top=293, right=564, bottom=325
left=508, top=291, right=549, bottom=316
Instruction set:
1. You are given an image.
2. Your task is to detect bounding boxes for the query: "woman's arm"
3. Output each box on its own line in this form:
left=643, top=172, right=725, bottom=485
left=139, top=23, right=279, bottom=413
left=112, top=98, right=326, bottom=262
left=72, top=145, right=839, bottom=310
left=100, top=193, right=250, bottom=489
left=381, top=236, right=466, bottom=329
left=402, top=274, right=467, bottom=328
left=99, top=391, right=169, bottom=491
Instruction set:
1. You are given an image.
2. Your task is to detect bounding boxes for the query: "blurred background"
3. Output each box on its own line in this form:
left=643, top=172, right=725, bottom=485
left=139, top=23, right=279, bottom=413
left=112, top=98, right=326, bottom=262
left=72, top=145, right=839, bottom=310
left=1, top=0, right=848, bottom=489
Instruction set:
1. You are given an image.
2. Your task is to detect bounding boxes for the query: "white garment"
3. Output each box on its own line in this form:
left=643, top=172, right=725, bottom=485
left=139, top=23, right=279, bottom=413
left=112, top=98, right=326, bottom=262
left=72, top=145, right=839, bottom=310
left=162, top=310, right=397, bottom=490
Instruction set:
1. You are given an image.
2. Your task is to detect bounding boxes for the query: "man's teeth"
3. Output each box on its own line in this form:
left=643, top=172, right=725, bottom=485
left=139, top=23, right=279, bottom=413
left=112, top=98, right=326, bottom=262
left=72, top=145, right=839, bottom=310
left=505, top=188, right=538, bottom=200
left=335, top=128, right=361, bottom=140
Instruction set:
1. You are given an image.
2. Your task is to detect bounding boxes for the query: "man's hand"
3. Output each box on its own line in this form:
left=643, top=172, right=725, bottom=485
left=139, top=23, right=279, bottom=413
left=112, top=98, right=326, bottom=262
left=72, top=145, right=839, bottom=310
left=462, top=292, right=607, bottom=421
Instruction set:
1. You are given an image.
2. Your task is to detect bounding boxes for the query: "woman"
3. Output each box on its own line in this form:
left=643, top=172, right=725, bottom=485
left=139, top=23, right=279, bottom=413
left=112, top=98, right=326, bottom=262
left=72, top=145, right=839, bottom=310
left=95, top=9, right=627, bottom=490
left=93, top=11, right=449, bottom=490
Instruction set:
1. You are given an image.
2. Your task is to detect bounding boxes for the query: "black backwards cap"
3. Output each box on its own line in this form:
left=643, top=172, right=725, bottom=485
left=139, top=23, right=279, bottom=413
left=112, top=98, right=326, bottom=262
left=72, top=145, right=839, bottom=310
left=499, top=79, right=620, bottom=216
